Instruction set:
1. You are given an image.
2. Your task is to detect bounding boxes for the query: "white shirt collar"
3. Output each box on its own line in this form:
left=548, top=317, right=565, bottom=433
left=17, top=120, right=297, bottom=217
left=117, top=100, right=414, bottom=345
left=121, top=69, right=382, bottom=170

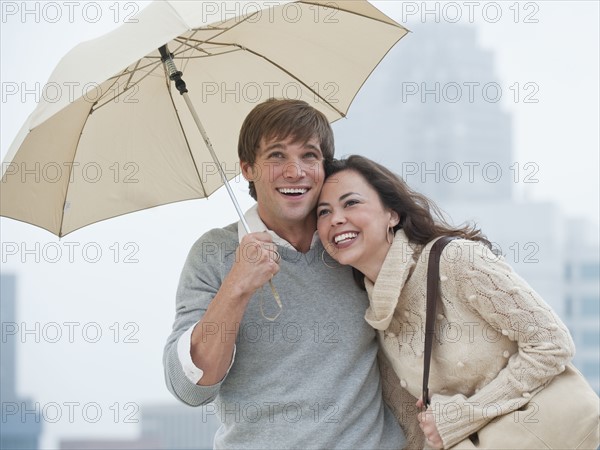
left=237, top=204, right=320, bottom=250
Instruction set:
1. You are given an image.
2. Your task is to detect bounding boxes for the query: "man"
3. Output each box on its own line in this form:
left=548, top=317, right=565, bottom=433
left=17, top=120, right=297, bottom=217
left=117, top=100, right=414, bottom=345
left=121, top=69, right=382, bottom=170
left=163, top=99, right=405, bottom=449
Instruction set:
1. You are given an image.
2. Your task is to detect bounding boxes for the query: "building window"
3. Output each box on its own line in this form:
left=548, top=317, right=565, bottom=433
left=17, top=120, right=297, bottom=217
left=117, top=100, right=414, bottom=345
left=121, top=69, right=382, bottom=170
left=581, top=330, right=600, bottom=348
left=564, top=296, right=573, bottom=318
left=564, top=263, right=572, bottom=281
left=580, top=263, right=600, bottom=280
left=581, top=360, right=600, bottom=381
left=581, top=296, right=600, bottom=316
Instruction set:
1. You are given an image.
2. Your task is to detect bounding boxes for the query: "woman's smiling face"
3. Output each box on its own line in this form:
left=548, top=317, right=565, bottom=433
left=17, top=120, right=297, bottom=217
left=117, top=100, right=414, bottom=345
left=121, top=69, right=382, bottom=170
left=317, top=169, right=398, bottom=277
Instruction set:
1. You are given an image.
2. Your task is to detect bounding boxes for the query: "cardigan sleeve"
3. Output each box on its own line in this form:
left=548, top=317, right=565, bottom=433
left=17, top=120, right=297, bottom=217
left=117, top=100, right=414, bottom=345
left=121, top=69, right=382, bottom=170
left=379, top=350, right=425, bottom=450
left=430, top=241, right=575, bottom=449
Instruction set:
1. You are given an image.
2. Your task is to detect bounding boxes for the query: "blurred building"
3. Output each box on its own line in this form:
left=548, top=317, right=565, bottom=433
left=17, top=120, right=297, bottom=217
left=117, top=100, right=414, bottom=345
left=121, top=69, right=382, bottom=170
left=59, top=402, right=221, bottom=449
left=59, top=438, right=162, bottom=450
left=0, top=273, right=43, bottom=450
left=563, top=218, right=600, bottom=394
left=334, top=21, right=565, bottom=309
left=334, top=23, right=512, bottom=203
left=333, top=21, right=598, bottom=389
left=140, top=403, right=220, bottom=450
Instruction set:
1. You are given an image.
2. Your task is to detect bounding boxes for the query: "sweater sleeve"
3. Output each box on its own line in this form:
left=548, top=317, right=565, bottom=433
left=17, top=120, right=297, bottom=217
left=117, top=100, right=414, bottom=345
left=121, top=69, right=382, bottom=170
left=162, top=229, right=233, bottom=406
left=379, top=351, right=425, bottom=450
left=430, top=241, right=575, bottom=448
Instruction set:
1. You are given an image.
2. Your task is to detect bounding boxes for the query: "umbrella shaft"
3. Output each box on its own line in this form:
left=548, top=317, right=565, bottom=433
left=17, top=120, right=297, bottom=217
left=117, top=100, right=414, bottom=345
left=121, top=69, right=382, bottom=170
left=182, top=93, right=251, bottom=233
left=183, top=92, right=281, bottom=321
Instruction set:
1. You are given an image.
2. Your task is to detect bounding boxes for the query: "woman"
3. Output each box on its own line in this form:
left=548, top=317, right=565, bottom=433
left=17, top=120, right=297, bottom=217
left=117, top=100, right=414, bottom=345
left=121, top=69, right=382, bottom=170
left=316, top=155, right=575, bottom=449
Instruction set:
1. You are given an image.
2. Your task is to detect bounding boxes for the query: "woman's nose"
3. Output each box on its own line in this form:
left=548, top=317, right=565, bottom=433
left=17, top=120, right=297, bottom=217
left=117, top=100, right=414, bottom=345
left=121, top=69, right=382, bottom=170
left=330, top=209, right=346, bottom=226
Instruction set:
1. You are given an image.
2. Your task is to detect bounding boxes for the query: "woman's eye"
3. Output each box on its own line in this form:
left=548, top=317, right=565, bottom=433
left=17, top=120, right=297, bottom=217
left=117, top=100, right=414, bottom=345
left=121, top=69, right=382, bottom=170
left=345, top=200, right=359, bottom=207
left=317, top=209, right=329, bottom=217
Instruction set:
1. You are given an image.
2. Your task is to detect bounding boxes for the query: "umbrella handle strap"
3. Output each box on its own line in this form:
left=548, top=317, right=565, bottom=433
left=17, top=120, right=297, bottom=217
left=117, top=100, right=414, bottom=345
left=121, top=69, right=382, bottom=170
left=260, top=280, right=283, bottom=322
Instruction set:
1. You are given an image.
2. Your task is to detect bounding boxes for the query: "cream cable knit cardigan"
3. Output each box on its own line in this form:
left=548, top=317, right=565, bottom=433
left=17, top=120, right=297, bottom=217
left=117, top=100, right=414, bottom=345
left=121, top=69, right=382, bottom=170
left=368, top=230, right=575, bottom=449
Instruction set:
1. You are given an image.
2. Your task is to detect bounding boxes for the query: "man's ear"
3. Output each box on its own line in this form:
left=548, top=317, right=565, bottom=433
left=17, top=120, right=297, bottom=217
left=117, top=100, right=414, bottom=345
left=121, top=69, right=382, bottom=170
left=241, top=161, right=254, bottom=181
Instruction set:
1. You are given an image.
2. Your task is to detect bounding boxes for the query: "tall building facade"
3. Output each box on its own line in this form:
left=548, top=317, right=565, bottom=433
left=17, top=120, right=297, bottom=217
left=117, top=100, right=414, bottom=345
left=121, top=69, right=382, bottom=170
left=140, top=403, right=220, bottom=450
left=334, top=20, right=597, bottom=389
left=334, top=21, right=564, bottom=309
left=0, top=273, right=43, bottom=449
left=59, top=402, right=221, bottom=449
left=334, top=23, right=513, bottom=203
left=563, top=219, right=600, bottom=394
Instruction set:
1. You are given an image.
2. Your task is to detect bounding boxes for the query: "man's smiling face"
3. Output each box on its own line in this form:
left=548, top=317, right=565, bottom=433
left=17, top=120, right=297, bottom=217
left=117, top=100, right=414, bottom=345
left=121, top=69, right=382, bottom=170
left=242, top=135, right=325, bottom=231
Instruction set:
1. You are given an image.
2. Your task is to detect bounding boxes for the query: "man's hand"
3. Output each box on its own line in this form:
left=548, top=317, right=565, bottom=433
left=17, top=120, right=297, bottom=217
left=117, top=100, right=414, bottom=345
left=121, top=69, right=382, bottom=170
left=226, top=232, right=280, bottom=295
left=191, top=231, right=281, bottom=386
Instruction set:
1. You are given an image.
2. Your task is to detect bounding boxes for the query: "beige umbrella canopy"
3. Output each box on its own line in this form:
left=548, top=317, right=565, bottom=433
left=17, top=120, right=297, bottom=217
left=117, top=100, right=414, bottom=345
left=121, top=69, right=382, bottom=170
left=0, top=0, right=408, bottom=237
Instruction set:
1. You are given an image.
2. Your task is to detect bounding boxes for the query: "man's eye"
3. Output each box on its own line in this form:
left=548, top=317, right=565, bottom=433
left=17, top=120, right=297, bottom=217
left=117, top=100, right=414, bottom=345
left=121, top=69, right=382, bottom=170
left=268, top=152, right=284, bottom=159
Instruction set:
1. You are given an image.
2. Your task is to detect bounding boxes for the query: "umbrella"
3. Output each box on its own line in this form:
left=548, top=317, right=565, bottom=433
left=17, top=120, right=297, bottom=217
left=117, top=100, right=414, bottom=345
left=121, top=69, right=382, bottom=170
left=0, top=0, right=408, bottom=237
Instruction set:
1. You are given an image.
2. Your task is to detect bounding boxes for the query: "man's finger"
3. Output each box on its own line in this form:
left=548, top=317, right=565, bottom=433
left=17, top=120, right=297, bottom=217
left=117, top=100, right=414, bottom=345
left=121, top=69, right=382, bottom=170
left=252, top=231, right=273, bottom=242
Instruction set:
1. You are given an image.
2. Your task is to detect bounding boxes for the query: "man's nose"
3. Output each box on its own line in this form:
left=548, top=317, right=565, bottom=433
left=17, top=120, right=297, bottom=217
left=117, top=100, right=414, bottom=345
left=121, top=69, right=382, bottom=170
left=282, top=161, right=305, bottom=180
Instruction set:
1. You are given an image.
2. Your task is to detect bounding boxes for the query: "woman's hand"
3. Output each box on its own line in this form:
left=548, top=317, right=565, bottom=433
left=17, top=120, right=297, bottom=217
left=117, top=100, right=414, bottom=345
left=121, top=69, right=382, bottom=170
left=416, top=398, right=444, bottom=449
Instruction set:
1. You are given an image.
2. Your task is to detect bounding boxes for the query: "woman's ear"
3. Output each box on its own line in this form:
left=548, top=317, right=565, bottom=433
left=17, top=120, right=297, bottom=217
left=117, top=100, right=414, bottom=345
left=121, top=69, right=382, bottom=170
left=389, top=210, right=400, bottom=228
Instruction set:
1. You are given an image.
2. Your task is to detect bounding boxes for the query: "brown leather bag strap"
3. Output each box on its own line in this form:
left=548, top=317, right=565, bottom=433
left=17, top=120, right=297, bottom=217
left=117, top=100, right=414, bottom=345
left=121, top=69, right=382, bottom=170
left=423, top=236, right=457, bottom=408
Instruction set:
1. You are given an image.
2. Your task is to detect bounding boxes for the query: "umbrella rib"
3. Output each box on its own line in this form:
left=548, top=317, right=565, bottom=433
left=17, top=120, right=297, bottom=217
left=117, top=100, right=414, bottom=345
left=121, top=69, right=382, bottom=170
left=57, top=197, right=213, bottom=238
left=173, top=38, right=217, bottom=57
left=161, top=36, right=345, bottom=117
left=161, top=0, right=259, bottom=46
left=93, top=61, right=164, bottom=113
left=189, top=7, right=261, bottom=41
left=172, top=17, right=253, bottom=57
left=160, top=65, right=208, bottom=199
left=173, top=36, right=211, bottom=56
left=109, top=59, right=162, bottom=77
left=238, top=44, right=347, bottom=118
left=94, top=42, right=234, bottom=114
left=94, top=23, right=248, bottom=112
left=90, top=72, right=132, bottom=111
left=169, top=31, right=203, bottom=73
left=124, top=60, right=141, bottom=91
left=169, top=39, right=345, bottom=117
left=58, top=104, right=95, bottom=238
left=171, top=41, right=241, bottom=59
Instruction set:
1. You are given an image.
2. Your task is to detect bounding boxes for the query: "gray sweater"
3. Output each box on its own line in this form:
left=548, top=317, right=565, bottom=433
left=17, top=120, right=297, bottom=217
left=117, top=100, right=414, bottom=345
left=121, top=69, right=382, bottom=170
left=163, top=223, right=405, bottom=449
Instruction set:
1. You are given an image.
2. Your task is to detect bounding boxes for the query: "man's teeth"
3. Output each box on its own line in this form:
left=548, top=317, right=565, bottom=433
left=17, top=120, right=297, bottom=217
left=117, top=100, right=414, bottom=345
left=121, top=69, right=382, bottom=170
left=334, top=232, right=358, bottom=244
left=278, top=188, right=308, bottom=195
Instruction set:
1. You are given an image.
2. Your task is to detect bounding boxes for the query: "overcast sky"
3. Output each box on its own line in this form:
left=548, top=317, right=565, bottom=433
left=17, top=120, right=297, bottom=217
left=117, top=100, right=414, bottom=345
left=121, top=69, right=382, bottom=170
left=1, top=1, right=598, bottom=448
